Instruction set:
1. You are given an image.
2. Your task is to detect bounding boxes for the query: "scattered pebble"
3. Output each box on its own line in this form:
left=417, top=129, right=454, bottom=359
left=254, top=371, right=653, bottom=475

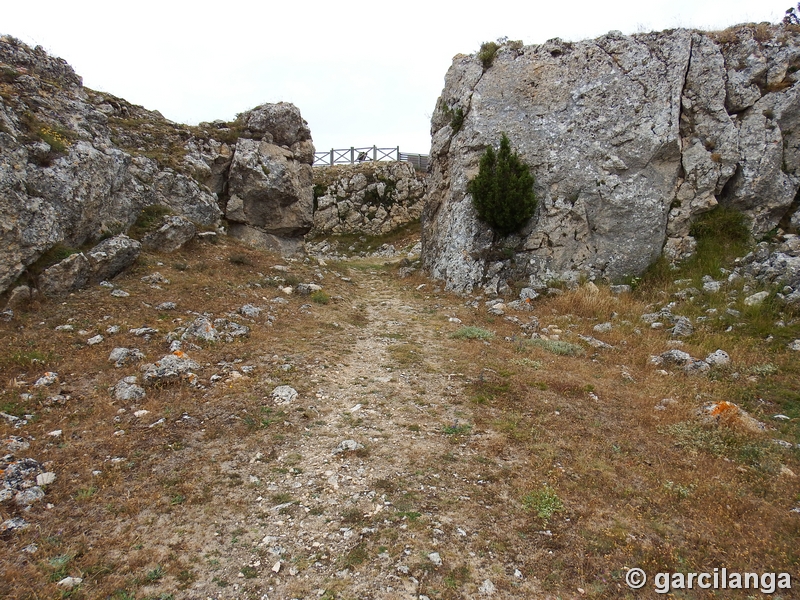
left=333, top=439, right=364, bottom=455
left=36, top=472, right=56, bottom=486
left=705, top=349, right=730, bottom=367
left=479, top=579, right=496, bottom=595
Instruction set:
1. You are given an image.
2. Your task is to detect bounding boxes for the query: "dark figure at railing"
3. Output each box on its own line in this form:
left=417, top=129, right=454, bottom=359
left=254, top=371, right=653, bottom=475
left=357, top=151, right=368, bottom=162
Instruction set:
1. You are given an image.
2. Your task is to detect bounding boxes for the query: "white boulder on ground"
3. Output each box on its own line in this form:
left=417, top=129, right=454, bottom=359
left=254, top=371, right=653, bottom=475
left=271, top=385, right=298, bottom=404
left=705, top=349, right=730, bottom=366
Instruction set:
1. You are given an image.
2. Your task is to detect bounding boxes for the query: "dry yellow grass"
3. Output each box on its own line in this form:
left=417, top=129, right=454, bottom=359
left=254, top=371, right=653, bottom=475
left=0, top=234, right=798, bottom=599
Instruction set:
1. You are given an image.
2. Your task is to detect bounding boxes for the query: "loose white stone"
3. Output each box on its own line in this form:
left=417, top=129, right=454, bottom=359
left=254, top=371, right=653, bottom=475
left=479, top=579, right=496, bottom=595
left=57, top=577, right=83, bottom=589
left=36, top=472, right=56, bottom=486
left=744, top=291, right=770, bottom=306
left=271, top=385, right=298, bottom=404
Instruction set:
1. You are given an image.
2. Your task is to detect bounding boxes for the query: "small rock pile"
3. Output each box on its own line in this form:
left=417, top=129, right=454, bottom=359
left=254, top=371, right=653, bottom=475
left=650, top=348, right=730, bottom=375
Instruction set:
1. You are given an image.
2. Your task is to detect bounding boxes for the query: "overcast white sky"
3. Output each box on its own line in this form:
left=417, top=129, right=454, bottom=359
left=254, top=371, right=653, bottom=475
left=4, top=0, right=795, bottom=155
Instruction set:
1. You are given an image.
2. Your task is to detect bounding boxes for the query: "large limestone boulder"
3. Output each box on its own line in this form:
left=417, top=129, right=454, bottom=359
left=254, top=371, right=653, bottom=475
left=224, top=103, right=314, bottom=252
left=141, top=215, right=196, bottom=253
left=37, top=235, right=141, bottom=297
left=86, top=235, right=141, bottom=282
left=38, top=253, right=91, bottom=297
left=422, top=25, right=800, bottom=293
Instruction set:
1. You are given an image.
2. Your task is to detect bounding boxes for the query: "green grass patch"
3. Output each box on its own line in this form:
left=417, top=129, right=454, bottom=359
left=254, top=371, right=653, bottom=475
left=341, top=543, right=368, bottom=568
left=638, top=205, right=751, bottom=292
left=270, top=492, right=294, bottom=505
left=451, top=326, right=493, bottom=340
left=240, top=565, right=258, bottom=579
left=396, top=510, right=422, bottom=522
left=527, top=338, right=584, bottom=356
left=74, top=486, right=97, bottom=500
left=26, top=243, right=79, bottom=276
left=443, top=423, right=472, bottom=436
left=145, top=565, right=165, bottom=583
left=523, top=487, right=564, bottom=520
left=229, top=253, right=253, bottom=267
left=310, top=290, right=330, bottom=304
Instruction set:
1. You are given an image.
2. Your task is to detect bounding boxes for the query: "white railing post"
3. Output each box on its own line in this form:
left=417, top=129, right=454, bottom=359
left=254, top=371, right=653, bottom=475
left=373, top=145, right=377, bottom=162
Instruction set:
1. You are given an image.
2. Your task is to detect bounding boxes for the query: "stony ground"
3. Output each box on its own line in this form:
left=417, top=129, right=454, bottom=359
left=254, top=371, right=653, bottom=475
left=2, top=232, right=799, bottom=600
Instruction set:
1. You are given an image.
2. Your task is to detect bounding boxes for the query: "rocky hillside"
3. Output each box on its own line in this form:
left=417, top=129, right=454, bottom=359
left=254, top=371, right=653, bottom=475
left=0, top=36, right=314, bottom=297
left=423, top=23, right=800, bottom=294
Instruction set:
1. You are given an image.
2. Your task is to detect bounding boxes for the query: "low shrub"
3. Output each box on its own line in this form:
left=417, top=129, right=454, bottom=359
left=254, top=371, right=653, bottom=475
left=527, top=338, right=584, bottom=356
left=310, top=290, right=330, bottom=304
left=129, top=204, right=173, bottom=238
left=468, top=134, right=537, bottom=236
left=478, top=41, right=500, bottom=69
left=523, top=487, right=563, bottom=520
left=451, top=326, right=494, bottom=340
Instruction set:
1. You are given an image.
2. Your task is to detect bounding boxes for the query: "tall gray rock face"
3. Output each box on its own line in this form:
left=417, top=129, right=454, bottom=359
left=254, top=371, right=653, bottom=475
left=423, top=24, right=800, bottom=293
left=0, top=36, right=314, bottom=295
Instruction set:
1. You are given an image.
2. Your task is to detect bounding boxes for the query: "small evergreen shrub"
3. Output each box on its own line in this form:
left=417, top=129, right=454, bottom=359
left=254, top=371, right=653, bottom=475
left=478, top=41, right=500, bottom=69
left=467, top=134, right=537, bottom=236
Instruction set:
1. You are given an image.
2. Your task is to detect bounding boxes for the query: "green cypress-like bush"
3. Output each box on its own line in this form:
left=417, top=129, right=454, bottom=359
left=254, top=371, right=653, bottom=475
left=467, top=134, right=537, bottom=236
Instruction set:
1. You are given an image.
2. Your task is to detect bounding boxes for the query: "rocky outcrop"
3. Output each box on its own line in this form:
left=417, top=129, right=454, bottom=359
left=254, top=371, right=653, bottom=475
left=224, top=103, right=315, bottom=255
left=37, top=234, right=141, bottom=297
left=141, top=215, right=197, bottom=253
left=311, top=162, right=426, bottom=236
left=423, top=24, right=800, bottom=293
left=0, top=36, right=314, bottom=295
left=738, top=234, right=800, bottom=307
left=0, top=36, right=220, bottom=295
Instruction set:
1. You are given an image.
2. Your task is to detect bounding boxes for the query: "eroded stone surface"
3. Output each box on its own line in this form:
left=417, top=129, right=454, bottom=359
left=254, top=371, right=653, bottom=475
left=423, top=25, right=800, bottom=293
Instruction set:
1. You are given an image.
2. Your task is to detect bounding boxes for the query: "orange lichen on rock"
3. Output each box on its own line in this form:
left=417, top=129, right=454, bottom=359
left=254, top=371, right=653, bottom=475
left=709, top=401, right=739, bottom=417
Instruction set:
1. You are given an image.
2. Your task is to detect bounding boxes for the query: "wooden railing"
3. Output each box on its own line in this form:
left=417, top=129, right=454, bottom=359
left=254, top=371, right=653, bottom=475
left=314, top=146, right=429, bottom=171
